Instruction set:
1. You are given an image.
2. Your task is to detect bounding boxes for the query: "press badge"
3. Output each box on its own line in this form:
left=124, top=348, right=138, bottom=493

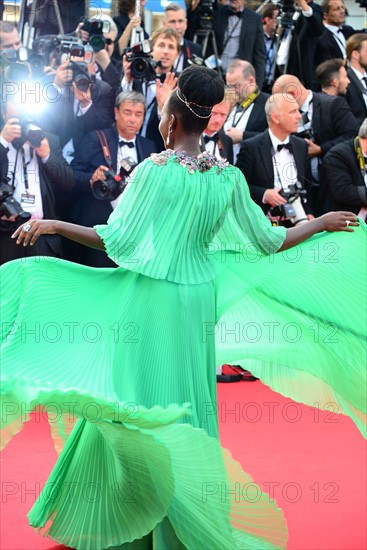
left=21, top=193, right=36, bottom=208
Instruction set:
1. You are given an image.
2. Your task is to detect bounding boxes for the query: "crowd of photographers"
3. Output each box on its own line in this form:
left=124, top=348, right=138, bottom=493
left=0, top=0, right=366, bottom=266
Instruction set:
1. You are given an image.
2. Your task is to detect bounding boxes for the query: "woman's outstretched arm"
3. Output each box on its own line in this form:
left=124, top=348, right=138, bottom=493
left=279, top=211, right=359, bottom=251
left=12, top=220, right=105, bottom=250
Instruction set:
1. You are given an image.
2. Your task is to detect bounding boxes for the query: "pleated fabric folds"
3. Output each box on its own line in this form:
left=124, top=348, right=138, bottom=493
left=1, top=153, right=366, bottom=548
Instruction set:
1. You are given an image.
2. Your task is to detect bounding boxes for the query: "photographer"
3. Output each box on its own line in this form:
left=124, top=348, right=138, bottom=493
left=283, top=0, right=324, bottom=91
left=66, top=90, right=156, bottom=267
left=0, top=21, right=56, bottom=84
left=322, top=118, right=367, bottom=217
left=121, top=27, right=179, bottom=150
left=236, top=93, right=314, bottom=225
left=185, top=0, right=266, bottom=87
left=0, top=21, right=22, bottom=51
left=273, top=73, right=359, bottom=213
left=0, top=97, right=74, bottom=264
left=77, top=15, right=122, bottom=93
left=43, top=56, right=115, bottom=162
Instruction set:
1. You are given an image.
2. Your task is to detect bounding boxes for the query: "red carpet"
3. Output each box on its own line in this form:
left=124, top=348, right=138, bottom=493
left=1, top=382, right=366, bottom=550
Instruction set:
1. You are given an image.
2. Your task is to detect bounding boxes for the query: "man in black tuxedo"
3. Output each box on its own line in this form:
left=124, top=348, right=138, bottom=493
left=211, top=0, right=266, bottom=87
left=236, top=93, right=313, bottom=223
left=273, top=73, right=359, bottom=213
left=285, top=0, right=324, bottom=91
left=68, top=91, right=156, bottom=267
left=314, top=0, right=357, bottom=67
left=122, top=27, right=179, bottom=151
left=201, top=93, right=234, bottom=164
left=322, top=118, right=367, bottom=217
left=0, top=98, right=74, bottom=264
left=224, top=59, right=269, bottom=163
left=162, top=3, right=203, bottom=72
left=345, top=34, right=367, bottom=125
left=42, top=61, right=115, bottom=163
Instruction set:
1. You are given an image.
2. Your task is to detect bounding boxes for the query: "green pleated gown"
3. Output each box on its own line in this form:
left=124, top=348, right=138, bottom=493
left=1, top=151, right=366, bottom=550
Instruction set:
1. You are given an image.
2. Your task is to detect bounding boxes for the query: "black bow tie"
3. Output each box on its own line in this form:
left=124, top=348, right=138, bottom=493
left=277, top=142, right=292, bottom=152
left=228, top=9, right=242, bottom=18
left=203, top=134, right=219, bottom=144
left=119, top=140, right=135, bottom=148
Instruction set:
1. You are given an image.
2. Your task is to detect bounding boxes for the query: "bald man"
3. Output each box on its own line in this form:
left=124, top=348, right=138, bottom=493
left=273, top=74, right=358, bottom=213
left=236, top=93, right=313, bottom=224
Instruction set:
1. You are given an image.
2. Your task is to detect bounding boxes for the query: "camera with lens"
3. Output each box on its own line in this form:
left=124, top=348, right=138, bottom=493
left=0, top=179, right=31, bottom=230
left=196, top=0, right=216, bottom=30
left=80, top=17, right=112, bottom=53
left=0, top=47, right=31, bottom=81
left=29, top=35, right=60, bottom=75
left=70, top=60, right=92, bottom=91
left=270, top=183, right=308, bottom=225
left=277, top=0, right=297, bottom=29
left=92, top=160, right=136, bottom=201
left=123, top=40, right=158, bottom=80
left=12, top=119, right=45, bottom=149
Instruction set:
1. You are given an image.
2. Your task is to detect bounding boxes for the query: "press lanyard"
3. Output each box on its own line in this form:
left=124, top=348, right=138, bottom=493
left=231, top=88, right=260, bottom=128
left=21, top=147, right=33, bottom=192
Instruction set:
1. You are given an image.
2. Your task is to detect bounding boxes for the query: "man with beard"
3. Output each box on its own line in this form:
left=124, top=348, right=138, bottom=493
left=316, top=58, right=350, bottom=95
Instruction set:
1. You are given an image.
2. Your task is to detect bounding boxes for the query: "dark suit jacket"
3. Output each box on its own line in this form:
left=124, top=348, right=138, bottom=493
left=286, top=2, right=324, bottom=90
left=310, top=92, right=359, bottom=155
left=42, top=79, right=115, bottom=149
left=315, top=25, right=355, bottom=67
left=235, top=130, right=311, bottom=214
left=99, top=59, right=123, bottom=94
left=212, top=7, right=266, bottom=87
left=345, top=68, right=367, bottom=126
left=201, top=129, right=234, bottom=165
left=0, top=132, right=74, bottom=263
left=67, top=127, right=156, bottom=267
left=322, top=138, right=367, bottom=214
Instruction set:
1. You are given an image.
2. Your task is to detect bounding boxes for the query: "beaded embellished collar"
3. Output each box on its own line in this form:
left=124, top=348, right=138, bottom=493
left=150, top=149, right=229, bottom=174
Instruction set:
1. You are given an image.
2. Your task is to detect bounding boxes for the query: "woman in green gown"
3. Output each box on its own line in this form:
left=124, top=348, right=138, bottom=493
left=1, top=66, right=365, bottom=549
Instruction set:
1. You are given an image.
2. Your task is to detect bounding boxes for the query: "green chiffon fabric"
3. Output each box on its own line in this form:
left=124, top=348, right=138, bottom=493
left=1, top=151, right=366, bottom=550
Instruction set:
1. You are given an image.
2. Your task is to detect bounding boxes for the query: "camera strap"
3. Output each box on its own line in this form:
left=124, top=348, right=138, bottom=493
left=232, top=88, right=260, bottom=128
left=95, top=130, right=113, bottom=170
left=222, top=16, right=242, bottom=52
left=21, top=147, right=34, bottom=192
left=10, top=147, right=20, bottom=191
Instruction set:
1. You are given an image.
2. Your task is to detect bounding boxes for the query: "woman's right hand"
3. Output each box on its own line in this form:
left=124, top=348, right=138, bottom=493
left=12, top=219, right=59, bottom=247
left=319, top=211, right=359, bottom=232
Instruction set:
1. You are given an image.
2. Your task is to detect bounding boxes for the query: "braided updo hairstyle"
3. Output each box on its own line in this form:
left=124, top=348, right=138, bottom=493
left=167, top=65, right=225, bottom=134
